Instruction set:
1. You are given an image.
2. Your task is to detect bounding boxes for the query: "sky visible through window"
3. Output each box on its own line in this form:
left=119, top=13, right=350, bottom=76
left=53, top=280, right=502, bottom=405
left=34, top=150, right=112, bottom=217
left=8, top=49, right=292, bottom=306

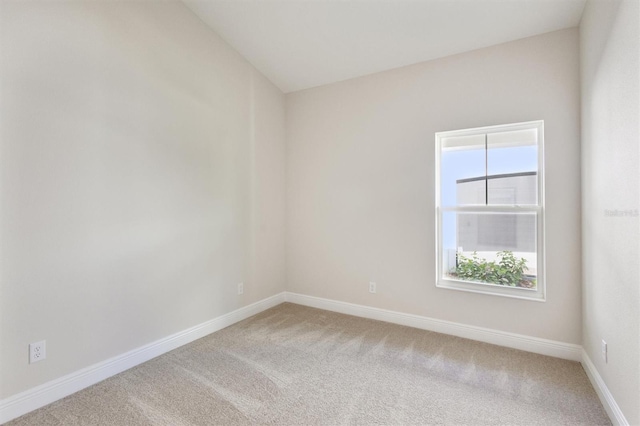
left=441, top=145, right=537, bottom=249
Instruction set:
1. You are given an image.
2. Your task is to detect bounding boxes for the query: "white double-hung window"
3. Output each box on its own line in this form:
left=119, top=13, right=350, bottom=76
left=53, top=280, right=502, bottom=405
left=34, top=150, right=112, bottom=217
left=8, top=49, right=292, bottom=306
left=435, top=121, right=545, bottom=301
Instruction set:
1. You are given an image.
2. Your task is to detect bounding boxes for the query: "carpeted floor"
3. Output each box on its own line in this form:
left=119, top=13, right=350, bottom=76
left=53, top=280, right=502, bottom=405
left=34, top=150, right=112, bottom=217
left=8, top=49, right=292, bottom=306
left=8, top=303, right=610, bottom=425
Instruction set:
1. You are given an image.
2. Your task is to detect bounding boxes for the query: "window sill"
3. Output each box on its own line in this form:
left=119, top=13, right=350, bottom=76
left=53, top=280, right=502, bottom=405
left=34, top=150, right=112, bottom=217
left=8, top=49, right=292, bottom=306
left=436, top=277, right=545, bottom=301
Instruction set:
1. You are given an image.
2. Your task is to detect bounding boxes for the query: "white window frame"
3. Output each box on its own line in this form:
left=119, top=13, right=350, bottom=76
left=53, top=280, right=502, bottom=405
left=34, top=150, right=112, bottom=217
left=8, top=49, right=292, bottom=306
left=435, top=120, right=545, bottom=301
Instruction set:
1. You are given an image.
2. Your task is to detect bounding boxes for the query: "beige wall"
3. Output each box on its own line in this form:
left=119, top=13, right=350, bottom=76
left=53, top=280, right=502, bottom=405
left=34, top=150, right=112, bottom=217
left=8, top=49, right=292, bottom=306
left=580, top=0, right=640, bottom=423
left=286, top=29, right=581, bottom=343
left=0, top=1, right=285, bottom=399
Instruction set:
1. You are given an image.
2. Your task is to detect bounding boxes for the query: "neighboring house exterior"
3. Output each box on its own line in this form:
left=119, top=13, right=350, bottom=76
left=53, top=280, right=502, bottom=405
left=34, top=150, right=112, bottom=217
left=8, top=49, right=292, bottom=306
left=456, top=171, right=537, bottom=275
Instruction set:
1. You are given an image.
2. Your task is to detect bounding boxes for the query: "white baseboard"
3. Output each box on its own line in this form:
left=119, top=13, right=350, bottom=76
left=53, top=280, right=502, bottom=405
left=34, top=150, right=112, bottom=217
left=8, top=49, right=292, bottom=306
left=284, top=292, right=582, bottom=361
left=0, top=292, right=286, bottom=425
left=3, top=291, right=624, bottom=426
left=581, top=350, right=629, bottom=426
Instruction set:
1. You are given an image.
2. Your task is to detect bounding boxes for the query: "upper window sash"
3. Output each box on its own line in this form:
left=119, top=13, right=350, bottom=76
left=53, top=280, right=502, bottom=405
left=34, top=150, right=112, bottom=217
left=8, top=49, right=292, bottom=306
left=436, top=121, right=544, bottom=210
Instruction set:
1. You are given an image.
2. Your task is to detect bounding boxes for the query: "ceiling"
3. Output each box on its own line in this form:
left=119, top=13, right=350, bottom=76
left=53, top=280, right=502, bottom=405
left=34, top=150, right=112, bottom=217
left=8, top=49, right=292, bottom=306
left=184, top=0, right=586, bottom=93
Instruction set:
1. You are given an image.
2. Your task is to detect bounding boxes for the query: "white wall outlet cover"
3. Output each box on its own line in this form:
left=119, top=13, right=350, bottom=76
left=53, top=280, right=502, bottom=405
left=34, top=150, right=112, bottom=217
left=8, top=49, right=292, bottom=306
left=29, top=340, right=46, bottom=364
left=238, top=282, right=244, bottom=295
left=369, top=282, right=376, bottom=293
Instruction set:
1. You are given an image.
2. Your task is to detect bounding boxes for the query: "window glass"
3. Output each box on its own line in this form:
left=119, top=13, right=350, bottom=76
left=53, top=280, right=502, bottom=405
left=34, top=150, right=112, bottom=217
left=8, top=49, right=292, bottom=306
left=436, top=121, right=544, bottom=300
left=440, top=135, right=486, bottom=207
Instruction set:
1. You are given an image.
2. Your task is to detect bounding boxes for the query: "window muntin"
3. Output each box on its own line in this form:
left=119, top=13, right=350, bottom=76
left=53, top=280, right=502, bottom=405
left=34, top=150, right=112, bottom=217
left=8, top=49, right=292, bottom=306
left=436, top=121, right=544, bottom=301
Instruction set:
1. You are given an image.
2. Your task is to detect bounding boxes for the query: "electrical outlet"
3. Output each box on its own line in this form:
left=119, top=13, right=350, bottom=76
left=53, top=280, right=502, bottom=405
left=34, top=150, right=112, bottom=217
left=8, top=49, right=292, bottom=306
left=238, top=282, right=244, bottom=295
left=369, top=282, right=376, bottom=293
left=601, top=340, right=607, bottom=363
left=29, top=340, right=46, bottom=364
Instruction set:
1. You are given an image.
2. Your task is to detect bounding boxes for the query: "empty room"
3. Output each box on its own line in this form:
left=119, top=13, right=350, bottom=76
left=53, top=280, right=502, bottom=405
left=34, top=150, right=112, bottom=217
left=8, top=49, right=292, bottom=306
left=0, top=0, right=638, bottom=424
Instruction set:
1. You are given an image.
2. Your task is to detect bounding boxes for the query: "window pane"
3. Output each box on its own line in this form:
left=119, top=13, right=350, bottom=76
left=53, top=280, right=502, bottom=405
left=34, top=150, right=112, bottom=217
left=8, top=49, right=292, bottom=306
left=442, top=211, right=537, bottom=289
left=487, top=129, right=538, bottom=205
left=441, top=135, right=485, bottom=207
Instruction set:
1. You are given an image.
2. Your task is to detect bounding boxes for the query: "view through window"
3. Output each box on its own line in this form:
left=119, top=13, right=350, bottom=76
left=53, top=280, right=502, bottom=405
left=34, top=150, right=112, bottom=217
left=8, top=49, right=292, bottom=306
left=435, top=121, right=545, bottom=300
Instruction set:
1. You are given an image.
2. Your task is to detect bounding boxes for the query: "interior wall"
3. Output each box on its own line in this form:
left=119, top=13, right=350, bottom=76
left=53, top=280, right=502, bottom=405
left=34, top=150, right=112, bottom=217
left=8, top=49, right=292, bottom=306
left=286, top=29, right=581, bottom=343
left=0, top=0, right=285, bottom=399
left=580, top=0, right=640, bottom=423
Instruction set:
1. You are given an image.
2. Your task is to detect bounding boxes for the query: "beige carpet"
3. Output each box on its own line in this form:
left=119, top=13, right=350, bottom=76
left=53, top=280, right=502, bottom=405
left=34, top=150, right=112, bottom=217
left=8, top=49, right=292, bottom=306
left=8, top=303, right=610, bottom=425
